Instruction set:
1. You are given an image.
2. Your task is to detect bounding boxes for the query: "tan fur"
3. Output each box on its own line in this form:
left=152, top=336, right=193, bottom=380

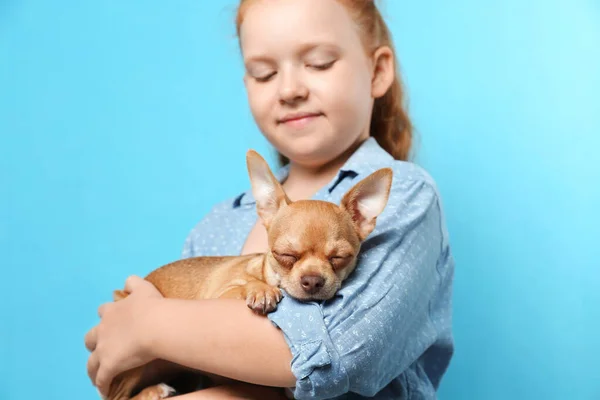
left=104, top=150, right=393, bottom=400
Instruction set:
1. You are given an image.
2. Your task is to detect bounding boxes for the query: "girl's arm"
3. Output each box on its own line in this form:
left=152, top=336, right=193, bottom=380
left=170, top=384, right=288, bottom=400
left=88, top=172, right=452, bottom=400
left=144, top=297, right=296, bottom=387
left=86, top=280, right=295, bottom=396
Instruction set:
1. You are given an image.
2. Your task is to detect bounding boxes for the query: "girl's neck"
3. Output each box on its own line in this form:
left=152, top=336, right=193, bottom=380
left=282, top=137, right=367, bottom=201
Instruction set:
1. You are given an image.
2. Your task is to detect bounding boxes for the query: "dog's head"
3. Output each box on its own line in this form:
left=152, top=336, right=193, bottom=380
left=246, top=150, right=393, bottom=301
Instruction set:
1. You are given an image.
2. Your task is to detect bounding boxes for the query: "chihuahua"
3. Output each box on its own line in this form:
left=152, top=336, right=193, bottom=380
left=104, top=150, right=393, bottom=400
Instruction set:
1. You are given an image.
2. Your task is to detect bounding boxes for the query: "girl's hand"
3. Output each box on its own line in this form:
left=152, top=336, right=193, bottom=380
left=84, top=275, right=163, bottom=396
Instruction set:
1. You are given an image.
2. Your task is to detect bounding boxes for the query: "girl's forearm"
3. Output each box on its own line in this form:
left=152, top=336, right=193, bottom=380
left=143, top=298, right=296, bottom=388
left=171, top=384, right=288, bottom=400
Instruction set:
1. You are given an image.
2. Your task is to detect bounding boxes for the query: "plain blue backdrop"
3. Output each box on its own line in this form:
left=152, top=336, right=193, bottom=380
left=1, top=1, right=599, bottom=399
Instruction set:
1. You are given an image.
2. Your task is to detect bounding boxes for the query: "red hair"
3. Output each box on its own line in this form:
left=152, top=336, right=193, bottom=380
left=236, top=0, right=414, bottom=165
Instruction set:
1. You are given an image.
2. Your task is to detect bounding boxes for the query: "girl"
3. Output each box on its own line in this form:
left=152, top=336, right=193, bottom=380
left=85, top=0, right=454, bottom=398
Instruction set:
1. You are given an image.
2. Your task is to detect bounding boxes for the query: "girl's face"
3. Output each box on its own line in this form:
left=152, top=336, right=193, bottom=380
left=240, top=0, right=393, bottom=167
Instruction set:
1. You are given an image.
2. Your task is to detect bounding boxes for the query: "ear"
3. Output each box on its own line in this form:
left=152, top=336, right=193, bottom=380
left=341, top=168, right=393, bottom=241
left=246, top=150, right=291, bottom=229
left=371, top=46, right=395, bottom=99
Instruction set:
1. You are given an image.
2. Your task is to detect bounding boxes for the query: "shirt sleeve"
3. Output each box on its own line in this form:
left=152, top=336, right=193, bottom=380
left=267, top=178, right=448, bottom=399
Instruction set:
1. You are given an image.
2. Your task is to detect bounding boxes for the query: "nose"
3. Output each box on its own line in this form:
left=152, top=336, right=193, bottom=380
left=300, top=275, right=325, bottom=294
left=279, top=69, right=308, bottom=105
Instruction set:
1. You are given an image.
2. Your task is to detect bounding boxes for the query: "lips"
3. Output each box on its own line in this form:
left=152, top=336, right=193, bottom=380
left=277, top=112, right=323, bottom=124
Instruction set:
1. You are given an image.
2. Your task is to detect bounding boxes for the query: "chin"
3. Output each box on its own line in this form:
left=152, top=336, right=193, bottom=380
left=283, top=285, right=338, bottom=302
left=283, top=144, right=337, bottom=167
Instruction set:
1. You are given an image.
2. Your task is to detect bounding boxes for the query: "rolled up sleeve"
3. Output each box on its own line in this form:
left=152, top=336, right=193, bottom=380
left=267, top=179, right=449, bottom=399
left=268, top=297, right=350, bottom=398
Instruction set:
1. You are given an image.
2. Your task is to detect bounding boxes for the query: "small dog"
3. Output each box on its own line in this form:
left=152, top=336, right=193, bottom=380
left=104, top=150, right=393, bottom=400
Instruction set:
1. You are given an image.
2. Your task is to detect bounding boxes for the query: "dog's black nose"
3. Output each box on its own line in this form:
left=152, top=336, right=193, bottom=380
left=301, top=275, right=325, bottom=294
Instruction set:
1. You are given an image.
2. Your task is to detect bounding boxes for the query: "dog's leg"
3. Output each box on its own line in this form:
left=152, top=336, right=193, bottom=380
left=217, top=281, right=282, bottom=315
left=217, top=286, right=246, bottom=300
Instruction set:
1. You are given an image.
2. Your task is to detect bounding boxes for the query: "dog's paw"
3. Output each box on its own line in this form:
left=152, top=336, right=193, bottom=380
left=246, top=286, right=282, bottom=314
left=135, top=383, right=176, bottom=400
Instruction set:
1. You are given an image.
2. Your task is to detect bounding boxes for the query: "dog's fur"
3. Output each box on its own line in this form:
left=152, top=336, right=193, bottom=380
left=104, top=150, right=393, bottom=400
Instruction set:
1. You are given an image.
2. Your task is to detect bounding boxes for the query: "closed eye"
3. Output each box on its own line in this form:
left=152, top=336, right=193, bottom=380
left=309, top=60, right=336, bottom=71
left=255, top=72, right=276, bottom=82
left=272, top=251, right=298, bottom=268
left=329, top=255, right=352, bottom=269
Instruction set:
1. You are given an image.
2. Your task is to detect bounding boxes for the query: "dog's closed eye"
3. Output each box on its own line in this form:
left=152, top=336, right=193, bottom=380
left=272, top=251, right=298, bottom=268
left=329, top=255, right=352, bottom=270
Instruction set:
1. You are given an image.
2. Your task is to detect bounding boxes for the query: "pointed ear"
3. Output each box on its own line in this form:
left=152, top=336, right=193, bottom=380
left=246, top=150, right=291, bottom=229
left=341, top=168, right=393, bottom=241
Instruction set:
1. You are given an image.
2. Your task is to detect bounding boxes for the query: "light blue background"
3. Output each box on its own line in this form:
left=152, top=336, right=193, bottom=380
left=1, top=1, right=598, bottom=399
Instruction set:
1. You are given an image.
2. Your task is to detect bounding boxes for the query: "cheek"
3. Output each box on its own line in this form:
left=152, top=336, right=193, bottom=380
left=336, top=261, right=357, bottom=281
left=317, top=66, right=372, bottom=120
left=246, top=85, right=274, bottom=122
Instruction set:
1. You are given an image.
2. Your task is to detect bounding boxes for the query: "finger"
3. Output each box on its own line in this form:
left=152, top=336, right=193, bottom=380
left=124, top=275, right=145, bottom=293
left=87, top=350, right=100, bottom=385
left=95, top=361, right=115, bottom=397
left=84, top=326, right=97, bottom=352
left=97, top=303, right=109, bottom=318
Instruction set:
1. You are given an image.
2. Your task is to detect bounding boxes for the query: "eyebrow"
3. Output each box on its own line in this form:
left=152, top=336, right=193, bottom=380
left=244, top=41, right=342, bottom=65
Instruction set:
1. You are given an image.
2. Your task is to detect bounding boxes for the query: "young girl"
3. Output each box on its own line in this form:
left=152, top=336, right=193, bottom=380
left=85, top=0, right=454, bottom=398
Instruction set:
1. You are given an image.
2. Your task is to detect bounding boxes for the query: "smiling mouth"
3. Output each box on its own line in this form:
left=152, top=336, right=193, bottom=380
left=277, top=112, right=323, bottom=125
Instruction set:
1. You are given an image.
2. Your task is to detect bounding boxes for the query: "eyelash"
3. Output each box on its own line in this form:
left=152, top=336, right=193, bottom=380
left=253, top=60, right=336, bottom=83
left=255, top=72, right=276, bottom=83
left=310, top=60, right=336, bottom=70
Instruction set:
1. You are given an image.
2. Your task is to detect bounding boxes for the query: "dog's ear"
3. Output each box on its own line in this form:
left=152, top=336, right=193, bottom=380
left=246, top=150, right=291, bottom=229
left=341, top=168, right=393, bottom=241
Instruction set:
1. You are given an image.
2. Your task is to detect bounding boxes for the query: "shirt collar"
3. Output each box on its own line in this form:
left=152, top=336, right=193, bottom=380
left=233, top=137, right=392, bottom=208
